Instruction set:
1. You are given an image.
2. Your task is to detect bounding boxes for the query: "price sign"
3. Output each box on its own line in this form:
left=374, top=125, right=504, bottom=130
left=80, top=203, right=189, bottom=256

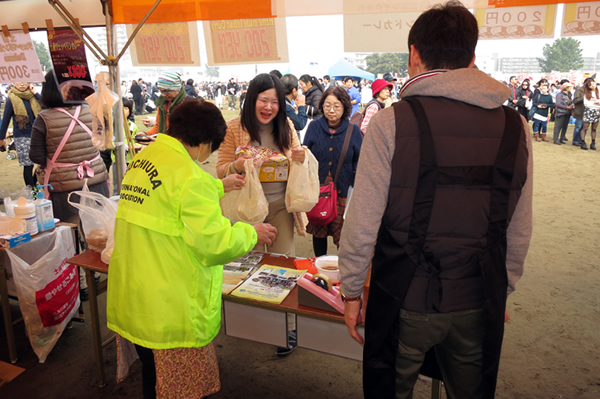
left=475, top=5, right=557, bottom=39
left=562, top=2, right=600, bottom=36
left=126, top=22, right=200, bottom=66
left=47, top=27, right=94, bottom=103
left=0, top=31, right=45, bottom=83
left=203, top=18, right=289, bottom=66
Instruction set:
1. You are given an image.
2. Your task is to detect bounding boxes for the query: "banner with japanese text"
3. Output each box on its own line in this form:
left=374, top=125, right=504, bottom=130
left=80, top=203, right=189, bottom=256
left=562, top=2, right=600, bottom=36
left=343, top=12, right=421, bottom=53
left=126, top=22, right=201, bottom=66
left=0, top=32, right=45, bottom=84
left=47, top=27, right=94, bottom=103
left=475, top=5, right=556, bottom=39
left=202, top=18, right=288, bottom=66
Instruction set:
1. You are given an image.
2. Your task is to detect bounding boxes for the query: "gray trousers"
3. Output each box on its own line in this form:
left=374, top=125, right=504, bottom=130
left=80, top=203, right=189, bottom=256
left=395, top=308, right=485, bottom=399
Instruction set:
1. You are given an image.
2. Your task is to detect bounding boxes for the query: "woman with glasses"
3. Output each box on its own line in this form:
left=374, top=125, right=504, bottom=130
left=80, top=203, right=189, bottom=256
left=217, top=73, right=308, bottom=257
left=303, top=86, right=362, bottom=256
left=516, top=79, right=533, bottom=122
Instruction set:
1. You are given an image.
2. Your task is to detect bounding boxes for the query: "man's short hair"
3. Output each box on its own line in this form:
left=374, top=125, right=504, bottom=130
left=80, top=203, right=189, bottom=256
left=281, top=74, right=299, bottom=95
left=343, top=76, right=354, bottom=83
left=270, top=69, right=283, bottom=79
left=408, top=1, right=478, bottom=70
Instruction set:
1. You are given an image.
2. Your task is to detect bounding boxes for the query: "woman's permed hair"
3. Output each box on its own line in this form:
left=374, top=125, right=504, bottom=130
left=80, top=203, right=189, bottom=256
left=167, top=100, right=226, bottom=151
left=318, top=86, right=353, bottom=120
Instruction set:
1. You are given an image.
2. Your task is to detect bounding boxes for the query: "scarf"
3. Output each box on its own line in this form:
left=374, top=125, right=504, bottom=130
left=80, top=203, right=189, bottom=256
left=154, top=88, right=186, bottom=134
left=8, top=88, right=42, bottom=130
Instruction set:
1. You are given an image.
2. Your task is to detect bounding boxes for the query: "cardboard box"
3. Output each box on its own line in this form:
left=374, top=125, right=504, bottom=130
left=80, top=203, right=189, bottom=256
left=258, top=155, right=289, bottom=183
left=0, top=232, right=32, bottom=249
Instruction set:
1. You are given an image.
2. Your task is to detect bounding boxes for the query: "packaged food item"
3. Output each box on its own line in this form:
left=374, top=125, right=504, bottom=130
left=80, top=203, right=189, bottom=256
left=86, top=229, right=108, bottom=252
left=235, top=146, right=289, bottom=183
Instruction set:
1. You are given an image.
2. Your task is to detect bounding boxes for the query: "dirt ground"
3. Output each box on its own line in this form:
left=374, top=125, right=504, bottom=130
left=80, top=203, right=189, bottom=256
left=1, top=112, right=600, bottom=398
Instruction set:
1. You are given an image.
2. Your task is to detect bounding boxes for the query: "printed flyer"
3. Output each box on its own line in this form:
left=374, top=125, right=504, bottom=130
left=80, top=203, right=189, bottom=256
left=231, top=265, right=305, bottom=304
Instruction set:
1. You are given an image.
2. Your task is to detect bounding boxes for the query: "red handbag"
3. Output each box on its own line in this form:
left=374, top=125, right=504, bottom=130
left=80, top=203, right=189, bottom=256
left=306, top=123, right=354, bottom=226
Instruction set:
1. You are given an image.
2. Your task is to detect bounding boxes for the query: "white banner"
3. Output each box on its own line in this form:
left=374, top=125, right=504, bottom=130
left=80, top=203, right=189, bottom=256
left=126, top=22, right=201, bottom=66
left=343, top=12, right=421, bottom=53
left=562, top=2, right=600, bottom=36
left=475, top=5, right=557, bottom=39
left=0, top=31, right=45, bottom=83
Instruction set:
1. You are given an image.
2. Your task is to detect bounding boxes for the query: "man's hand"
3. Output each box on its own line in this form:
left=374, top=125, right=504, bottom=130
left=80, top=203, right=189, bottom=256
left=296, top=93, right=306, bottom=107
left=291, top=147, right=306, bottom=163
left=254, top=223, right=278, bottom=245
left=512, top=99, right=518, bottom=104
left=221, top=174, right=245, bottom=193
left=344, top=300, right=364, bottom=345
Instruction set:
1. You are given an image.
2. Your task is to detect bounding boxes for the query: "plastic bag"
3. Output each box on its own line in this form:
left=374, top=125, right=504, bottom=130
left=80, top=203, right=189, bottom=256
left=67, top=184, right=117, bottom=263
left=85, top=72, right=119, bottom=151
left=285, top=148, right=320, bottom=212
left=7, top=225, right=79, bottom=363
left=232, top=159, right=269, bottom=224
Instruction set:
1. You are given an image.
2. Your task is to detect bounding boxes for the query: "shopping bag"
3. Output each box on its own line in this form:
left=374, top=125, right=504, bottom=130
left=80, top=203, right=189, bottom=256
left=306, top=182, right=337, bottom=226
left=67, top=184, right=117, bottom=263
left=232, top=159, right=269, bottom=224
left=7, top=225, right=79, bottom=363
left=285, top=148, right=320, bottom=212
left=85, top=72, right=119, bottom=151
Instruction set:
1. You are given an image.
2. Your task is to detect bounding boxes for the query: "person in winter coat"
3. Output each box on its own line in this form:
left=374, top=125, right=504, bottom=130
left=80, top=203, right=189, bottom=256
left=281, top=74, right=308, bottom=135
left=29, top=70, right=109, bottom=222
left=130, top=80, right=144, bottom=115
left=360, top=78, right=393, bottom=134
left=303, top=85, right=362, bottom=256
left=552, top=83, right=574, bottom=145
left=0, top=82, right=41, bottom=187
left=516, top=80, right=533, bottom=121
left=572, top=84, right=585, bottom=145
left=185, top=79, right=199, bottom=98
left=343, top=77, right=361, bottom=117
left=107, top=100, right=277, bottom=399
left=217, top=73, right=308, bottom=257
left=531, top=84, right=554, bottom=142
left=580, top=77, right=600, bottom=151
left=299, top=75, right=323, bottom=119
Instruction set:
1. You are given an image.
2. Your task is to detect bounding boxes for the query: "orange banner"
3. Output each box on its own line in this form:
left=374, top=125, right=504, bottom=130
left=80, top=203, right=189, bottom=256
left=111, top=0, right=274, bottom=24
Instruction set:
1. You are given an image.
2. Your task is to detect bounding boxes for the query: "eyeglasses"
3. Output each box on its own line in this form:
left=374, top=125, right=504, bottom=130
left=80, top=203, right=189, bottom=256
left=159, top=89, right=174, bottom=94
left=323, top=103, right=342, bottom=111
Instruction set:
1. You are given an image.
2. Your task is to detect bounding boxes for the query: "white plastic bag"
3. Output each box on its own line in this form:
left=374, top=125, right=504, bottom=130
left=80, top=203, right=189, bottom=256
left=67, top=187, right=117, bottom=264
left=85, top=72, right=119, bottom=151
left=285, top=147, right=320, bottom=212
left=233, top=159, right=269, bottom=224
left=7, top=225, right=78, bottom=363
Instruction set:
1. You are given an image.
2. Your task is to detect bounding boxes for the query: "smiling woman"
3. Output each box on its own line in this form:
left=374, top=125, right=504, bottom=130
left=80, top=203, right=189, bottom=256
left=216, top=73, right=308, bottom=257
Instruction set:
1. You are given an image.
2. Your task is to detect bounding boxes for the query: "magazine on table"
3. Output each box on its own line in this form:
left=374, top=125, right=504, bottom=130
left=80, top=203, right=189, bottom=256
left=221, top=252, right=265, bottom=294
left=230, top=265, right=306, bottom=304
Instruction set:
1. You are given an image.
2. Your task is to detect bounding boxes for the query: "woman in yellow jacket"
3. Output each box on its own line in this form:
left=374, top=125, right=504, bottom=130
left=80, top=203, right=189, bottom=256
left=107, top=100, right=277, bottom=399
left=217, top=73, right=307, bottom=257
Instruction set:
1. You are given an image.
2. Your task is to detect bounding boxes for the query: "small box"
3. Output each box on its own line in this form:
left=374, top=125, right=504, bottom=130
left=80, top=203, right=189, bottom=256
left=0, top=232, right=32, bottom=249
left=258, top=155, right=289, bottom=183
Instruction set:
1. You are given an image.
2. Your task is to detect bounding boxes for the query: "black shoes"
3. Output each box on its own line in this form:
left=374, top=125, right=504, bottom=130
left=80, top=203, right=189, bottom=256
left=554, top=140, right=562, bottom=145
left=591, top=142, right=596, bottom=150
left=580, top=141, right=589, bottom=150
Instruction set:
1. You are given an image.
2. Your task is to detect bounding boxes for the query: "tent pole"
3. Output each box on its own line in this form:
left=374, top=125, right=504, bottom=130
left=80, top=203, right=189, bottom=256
left=103, top=0, right=126, bottom=195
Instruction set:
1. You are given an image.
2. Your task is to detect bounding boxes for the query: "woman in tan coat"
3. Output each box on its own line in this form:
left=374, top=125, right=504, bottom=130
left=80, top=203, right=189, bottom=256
left=217, top=73, right=307, bottom=257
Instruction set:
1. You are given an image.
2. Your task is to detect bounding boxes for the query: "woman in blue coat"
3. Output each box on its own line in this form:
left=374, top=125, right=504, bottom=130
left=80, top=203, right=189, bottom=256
left=303, top=86, right=362, bottom=256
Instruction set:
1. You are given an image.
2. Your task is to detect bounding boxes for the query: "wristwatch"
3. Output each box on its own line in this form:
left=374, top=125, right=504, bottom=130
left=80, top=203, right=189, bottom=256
left=341, top=292, right=361, bottom=303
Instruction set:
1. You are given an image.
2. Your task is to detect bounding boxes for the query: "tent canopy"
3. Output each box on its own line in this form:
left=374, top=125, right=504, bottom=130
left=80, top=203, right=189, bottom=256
left=328, top=59, right=375, bottom=82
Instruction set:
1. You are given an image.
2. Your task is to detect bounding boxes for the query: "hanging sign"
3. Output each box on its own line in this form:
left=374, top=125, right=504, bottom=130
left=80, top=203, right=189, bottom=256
left=47, top=27, right=94, bottom=103
left=562, top=2, right=600, bottom=36
left=475, top=5, right=556, bottom=39
left=343, top=12, right=421, bottom=53
left=126, top=22, right=201, bottom=66
left=0, top=31, right=45, bottom=83
left=202, top=17, right=289, bottom=66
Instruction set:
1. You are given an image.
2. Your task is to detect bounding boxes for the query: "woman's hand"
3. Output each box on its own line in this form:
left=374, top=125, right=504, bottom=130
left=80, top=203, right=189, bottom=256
left=254, top=223, right=278, bottom=245
left=221, top=174, right=246, bottom=193
left=232, top=155, right=253, bottom=173
left=291, top=147, right=306, bottom=163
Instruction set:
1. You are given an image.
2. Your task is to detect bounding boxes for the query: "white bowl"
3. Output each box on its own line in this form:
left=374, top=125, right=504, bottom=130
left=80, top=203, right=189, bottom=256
left=315, top=255, right=340, bottom=284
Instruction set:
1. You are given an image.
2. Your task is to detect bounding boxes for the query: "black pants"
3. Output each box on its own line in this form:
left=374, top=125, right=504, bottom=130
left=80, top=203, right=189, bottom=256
left=134, top=344, right=156, bottom=399
left=516, top=105, right=529, bottom=122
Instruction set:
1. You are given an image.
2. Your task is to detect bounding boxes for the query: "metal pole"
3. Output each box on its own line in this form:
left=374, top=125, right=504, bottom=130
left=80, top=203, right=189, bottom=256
left=115, top=0, right=163, bottom=63
left=103, top=0, right=126, bottom=195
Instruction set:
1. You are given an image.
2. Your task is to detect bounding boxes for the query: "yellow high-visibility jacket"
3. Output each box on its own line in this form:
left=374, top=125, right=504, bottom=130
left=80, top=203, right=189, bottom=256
left=107, top=133, right=256, bottom=349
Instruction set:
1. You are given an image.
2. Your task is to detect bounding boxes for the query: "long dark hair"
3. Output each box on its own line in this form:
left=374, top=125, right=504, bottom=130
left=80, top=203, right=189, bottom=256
left=41, top=70, right=68, bottom=109
left=241, top=73, right=291, bottom=151
left=584, top=78, right=599, bottom=101
left=300, top=74, right=323, bottom=93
